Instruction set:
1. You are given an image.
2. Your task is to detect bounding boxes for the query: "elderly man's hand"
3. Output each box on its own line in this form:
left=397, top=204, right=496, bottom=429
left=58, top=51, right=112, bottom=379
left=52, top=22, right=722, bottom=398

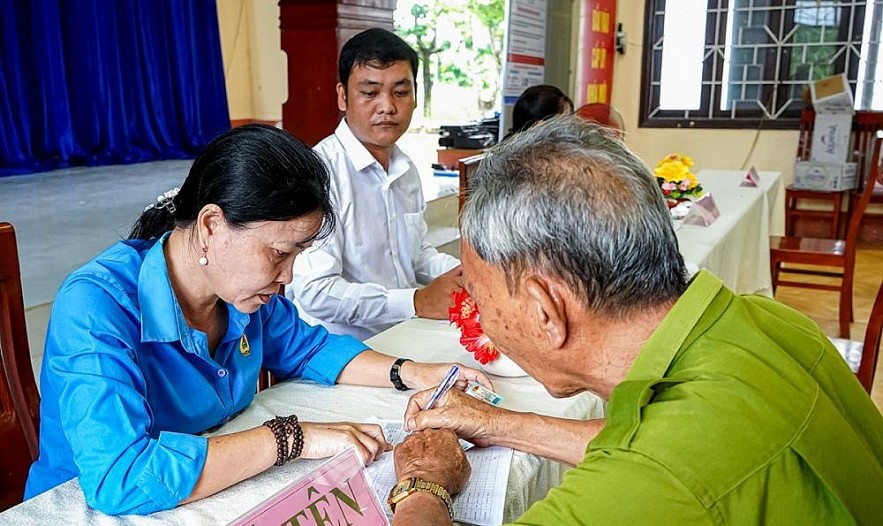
left=403, top=388, right=506, bottom=448
left=394, top=429, right=471, bottom=495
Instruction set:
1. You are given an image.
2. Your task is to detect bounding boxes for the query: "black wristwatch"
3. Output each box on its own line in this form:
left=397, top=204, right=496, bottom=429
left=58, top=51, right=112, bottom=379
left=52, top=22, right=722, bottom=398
left=390, top=358, right=413, bottom=391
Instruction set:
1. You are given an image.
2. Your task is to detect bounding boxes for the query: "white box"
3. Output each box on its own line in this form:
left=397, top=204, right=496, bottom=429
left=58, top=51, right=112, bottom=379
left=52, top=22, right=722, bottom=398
left=811, top=113, right=853, bottom=163
left=793, top=161, right=857, bottom=191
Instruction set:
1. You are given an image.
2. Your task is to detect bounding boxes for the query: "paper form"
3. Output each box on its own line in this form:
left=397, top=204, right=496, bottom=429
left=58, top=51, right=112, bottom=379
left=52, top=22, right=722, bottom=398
left=366, top=419, right=512, bottom=526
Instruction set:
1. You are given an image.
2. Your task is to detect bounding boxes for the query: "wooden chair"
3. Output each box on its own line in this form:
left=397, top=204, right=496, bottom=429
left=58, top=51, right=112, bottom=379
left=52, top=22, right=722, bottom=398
left=256, top=368, right=279, bottom=392
left=848, top=111, right=883, bottom=225
left=787, top=110, right=883, bottom=238
left=458, top=152, right=486, bottom=211
left=770, top=136, right=883, bottom=339
left=574, top=103, right=625, bottom=138
left=829, top=275, right=883, bottom=393
left=0, top=222, right=41, bottom=511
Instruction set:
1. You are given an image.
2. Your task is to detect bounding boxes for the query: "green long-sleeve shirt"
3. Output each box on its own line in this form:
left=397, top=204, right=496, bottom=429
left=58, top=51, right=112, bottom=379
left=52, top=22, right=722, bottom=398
left=514, top=271, right=883, bottom=525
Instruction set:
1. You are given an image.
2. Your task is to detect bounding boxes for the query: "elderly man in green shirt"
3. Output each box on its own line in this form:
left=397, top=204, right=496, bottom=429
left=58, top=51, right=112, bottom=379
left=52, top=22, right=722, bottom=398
left=388, top=116, right=883, bottom=525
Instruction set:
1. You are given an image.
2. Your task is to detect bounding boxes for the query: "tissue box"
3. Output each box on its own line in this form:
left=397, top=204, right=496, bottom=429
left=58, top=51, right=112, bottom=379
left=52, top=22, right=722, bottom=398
left=793, top=161, right=857, bottom=191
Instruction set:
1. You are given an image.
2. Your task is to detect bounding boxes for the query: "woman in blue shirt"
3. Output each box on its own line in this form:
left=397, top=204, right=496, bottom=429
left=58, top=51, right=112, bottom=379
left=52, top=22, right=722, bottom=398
left=24, top=124, right=489, bottom=515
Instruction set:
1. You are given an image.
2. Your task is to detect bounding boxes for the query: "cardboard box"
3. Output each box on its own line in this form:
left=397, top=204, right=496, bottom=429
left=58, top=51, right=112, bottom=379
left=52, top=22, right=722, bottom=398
left=808, top=74, right=855, bottom=163
left=793, top=161, right=857, bottom=191
left=811, top=113, right=853, bottom=163
left=810, top=73, right=854, bottom=114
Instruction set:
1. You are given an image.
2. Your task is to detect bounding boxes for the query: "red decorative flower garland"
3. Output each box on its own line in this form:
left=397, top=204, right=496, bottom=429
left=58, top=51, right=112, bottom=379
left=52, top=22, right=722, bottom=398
left=448, top=289, right=500, bottom=365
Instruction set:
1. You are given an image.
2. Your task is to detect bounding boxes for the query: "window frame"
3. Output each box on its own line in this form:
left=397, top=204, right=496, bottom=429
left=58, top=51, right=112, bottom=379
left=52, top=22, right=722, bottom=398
left=639, top=0, right=871, bottom=130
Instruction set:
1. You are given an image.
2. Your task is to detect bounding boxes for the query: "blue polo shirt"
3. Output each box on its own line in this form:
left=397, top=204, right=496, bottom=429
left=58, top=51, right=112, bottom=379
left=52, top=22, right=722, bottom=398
left=24, top=234, right=366, bottom=514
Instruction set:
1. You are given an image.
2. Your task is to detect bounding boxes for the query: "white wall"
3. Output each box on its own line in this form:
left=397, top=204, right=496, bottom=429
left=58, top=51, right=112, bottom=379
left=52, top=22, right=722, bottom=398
left=217, top=0, right=287, bottom=121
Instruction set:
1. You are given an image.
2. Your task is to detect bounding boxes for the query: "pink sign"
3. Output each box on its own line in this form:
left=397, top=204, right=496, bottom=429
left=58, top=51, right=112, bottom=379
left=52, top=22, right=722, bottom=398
left=683, top=194, right=721, bottom=227
left=740, top=166, right=761, bottom=188
left=229, top=448, right=389, bottom=526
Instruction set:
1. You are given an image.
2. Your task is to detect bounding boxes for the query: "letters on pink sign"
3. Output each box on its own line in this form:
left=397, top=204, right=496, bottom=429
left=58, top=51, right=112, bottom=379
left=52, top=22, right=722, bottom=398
left=229, top=448, right=389, bottom=526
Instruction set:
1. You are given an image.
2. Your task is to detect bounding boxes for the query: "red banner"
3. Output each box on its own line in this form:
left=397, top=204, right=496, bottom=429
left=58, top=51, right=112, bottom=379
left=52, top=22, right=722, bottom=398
left=578, top=0, right=616, bottom=105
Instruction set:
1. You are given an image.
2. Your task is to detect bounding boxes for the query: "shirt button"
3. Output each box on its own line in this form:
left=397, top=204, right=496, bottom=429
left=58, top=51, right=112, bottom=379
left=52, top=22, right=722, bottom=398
left=217, top=369, right=227, bottom=378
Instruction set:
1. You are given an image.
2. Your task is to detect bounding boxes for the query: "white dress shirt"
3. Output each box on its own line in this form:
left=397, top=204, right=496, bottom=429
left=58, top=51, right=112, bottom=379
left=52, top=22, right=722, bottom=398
left=286, top=119, right=460, bottom=340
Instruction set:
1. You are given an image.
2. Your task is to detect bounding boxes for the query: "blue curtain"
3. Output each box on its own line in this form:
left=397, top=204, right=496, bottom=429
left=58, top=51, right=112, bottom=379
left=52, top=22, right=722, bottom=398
left=0, top=0, right=230, bottom=177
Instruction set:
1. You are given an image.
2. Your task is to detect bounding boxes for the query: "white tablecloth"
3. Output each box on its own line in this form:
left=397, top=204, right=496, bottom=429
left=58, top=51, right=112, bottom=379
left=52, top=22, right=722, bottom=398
left=677, top=169, right=783, bottom=295
left=0, top=319, right=604, bottom=525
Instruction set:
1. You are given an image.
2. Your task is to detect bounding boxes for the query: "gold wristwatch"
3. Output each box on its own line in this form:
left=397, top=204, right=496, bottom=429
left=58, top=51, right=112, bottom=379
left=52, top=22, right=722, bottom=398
left=387, top=477, right=453, bottom=518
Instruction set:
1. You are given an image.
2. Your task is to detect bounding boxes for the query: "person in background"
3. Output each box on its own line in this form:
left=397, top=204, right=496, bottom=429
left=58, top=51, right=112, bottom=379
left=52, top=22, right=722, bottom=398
left=286, top=28, right=460, bottom=341
left=509, top=84, right=574, bottom=135
left=390, top=116, right=883, bottom=525
left=24, top=124, right=490, bottom=515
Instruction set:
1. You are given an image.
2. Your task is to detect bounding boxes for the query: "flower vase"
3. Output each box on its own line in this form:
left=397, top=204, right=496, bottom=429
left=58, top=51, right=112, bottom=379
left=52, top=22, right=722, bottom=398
left=475, top=353, right=528, bottom=377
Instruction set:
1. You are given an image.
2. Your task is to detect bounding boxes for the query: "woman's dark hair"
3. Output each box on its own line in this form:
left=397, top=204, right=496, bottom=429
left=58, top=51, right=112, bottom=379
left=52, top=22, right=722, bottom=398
left=128, top=124, right=336, bottom=241
left=338, top=28, right=418, bottom=91
left=511, top=85, right=574, bottom=133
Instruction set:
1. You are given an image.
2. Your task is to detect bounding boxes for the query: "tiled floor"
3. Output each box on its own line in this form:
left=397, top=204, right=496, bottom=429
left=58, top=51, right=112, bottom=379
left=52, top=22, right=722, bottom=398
left=1, top=160, right=193, bottom=307
left=1, top=160, right=192, bottom=384
left=773, top=247, right=883, bottom=411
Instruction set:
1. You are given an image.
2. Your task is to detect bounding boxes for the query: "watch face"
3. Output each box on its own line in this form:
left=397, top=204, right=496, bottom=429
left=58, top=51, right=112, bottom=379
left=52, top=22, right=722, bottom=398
left=388, top=478, right=415, bottom=504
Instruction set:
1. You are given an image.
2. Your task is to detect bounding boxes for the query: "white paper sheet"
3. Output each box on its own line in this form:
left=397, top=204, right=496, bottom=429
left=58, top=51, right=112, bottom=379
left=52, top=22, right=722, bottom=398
left=366, top=419, right=512, bottom=526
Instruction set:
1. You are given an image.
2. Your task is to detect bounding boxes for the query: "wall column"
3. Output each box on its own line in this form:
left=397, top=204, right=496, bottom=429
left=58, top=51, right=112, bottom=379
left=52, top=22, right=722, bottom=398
left=279, top=0, right=395, bottom=146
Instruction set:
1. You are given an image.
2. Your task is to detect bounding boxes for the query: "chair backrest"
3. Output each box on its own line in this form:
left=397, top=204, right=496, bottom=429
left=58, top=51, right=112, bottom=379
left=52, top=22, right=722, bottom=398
left=857, top=274, right=883, bottom=392
left=458, top=153, right=486, bottom=211
left=843, top=136, right=883, bottom=251
left=256, top=368, right=278, bottom=393
left=0, top=222, right=40, bottom=511
left=575, top=103, right=625, bottom=138
left=852, top=111, right=883, bottom=191
left=796, top=108, right=815, bottom=161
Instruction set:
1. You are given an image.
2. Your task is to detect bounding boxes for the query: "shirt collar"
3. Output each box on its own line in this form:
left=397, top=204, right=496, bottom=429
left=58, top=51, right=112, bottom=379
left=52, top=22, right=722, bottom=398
left=335, top=118, right=407, bottom=176
left=137, top=233, right=253, bottom=349
left=625, top=270, right=732, bottom=380
left=138, top=232, right=190, bottom=344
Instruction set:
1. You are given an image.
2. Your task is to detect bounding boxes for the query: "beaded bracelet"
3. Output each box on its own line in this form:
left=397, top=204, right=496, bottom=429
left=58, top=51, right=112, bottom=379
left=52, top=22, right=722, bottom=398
left=263, top=414, right=304, bottom=466
left=286, top=415, right=304, bottom=462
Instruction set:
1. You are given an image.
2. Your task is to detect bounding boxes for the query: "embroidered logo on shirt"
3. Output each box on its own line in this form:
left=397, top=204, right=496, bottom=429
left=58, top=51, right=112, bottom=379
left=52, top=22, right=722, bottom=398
left=239, top=334, right=251, bottom=356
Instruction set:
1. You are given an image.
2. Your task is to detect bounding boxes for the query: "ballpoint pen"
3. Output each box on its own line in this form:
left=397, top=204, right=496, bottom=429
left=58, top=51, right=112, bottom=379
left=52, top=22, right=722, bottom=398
left=424, top=364, right=460, bottom=412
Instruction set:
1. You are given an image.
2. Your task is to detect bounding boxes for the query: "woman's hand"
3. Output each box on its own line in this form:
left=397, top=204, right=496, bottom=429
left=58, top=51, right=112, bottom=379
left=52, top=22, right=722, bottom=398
left=300, top=422, right=391, bottom=466
left=400, top=361, right=493, bottom=392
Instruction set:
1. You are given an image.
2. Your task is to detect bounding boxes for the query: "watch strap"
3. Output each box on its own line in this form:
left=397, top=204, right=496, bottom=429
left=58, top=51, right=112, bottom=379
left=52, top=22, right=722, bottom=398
left=387, top=477, right=453, bottom=519
left=389, top=357, right=412, bottom=391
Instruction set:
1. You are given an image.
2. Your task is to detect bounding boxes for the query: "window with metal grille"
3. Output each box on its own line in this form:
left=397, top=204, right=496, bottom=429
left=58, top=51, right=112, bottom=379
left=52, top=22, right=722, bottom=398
left=640, top=0, right=883, bottom=129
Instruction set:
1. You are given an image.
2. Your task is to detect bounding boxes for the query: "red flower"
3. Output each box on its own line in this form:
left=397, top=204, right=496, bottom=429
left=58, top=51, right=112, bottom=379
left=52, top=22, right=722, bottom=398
left=449, top=289, right=499, bottom=364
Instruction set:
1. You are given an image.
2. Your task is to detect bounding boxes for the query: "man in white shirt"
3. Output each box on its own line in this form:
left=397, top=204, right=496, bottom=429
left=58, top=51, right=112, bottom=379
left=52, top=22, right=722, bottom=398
left=286, top=28, right=461, bottom=342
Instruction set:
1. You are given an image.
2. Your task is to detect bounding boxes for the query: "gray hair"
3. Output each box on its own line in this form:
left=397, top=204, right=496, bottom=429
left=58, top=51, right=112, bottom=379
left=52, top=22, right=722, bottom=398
left=461, top=115, right=687, bottom=317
